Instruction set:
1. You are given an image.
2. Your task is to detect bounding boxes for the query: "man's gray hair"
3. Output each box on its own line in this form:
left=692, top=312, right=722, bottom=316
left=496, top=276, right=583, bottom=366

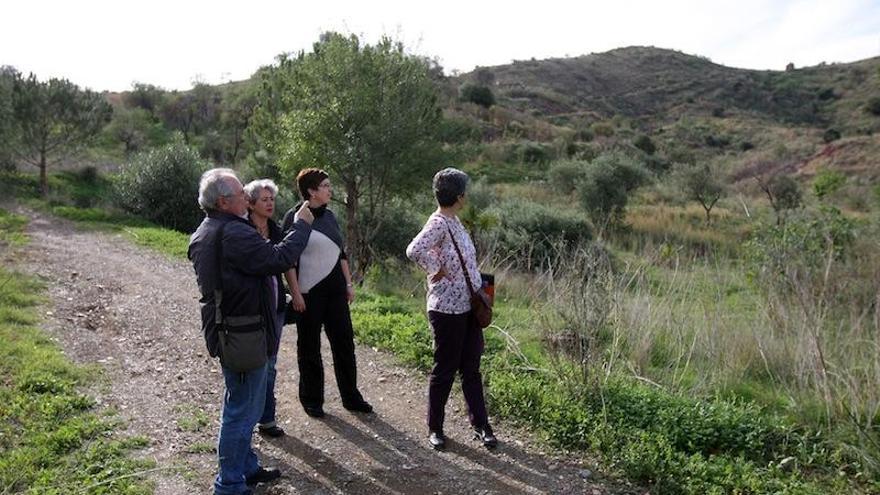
left=198, top=168, right=239, bottom=212
left=433, top=167, right=469, bottom=207
left=243, top=179, right=279, bottom=204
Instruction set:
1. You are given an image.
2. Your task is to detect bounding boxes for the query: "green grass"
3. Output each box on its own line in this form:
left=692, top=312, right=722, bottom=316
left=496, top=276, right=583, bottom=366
left=349, top=285, right=875, bottom=494
left=0, top=211, right=154, bottom=493
left=0, top=210, right=28, bottom=247
left=44, top=205, right=190, bottom=260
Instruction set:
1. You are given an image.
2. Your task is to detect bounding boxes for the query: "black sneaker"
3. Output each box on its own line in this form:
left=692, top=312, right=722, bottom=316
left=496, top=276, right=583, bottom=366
left=257, top=424, right=285, bottom=437
left=428, top=430, right=446, bottom=450
left=246, top=466, right=281, bottom=485
left=343, top=400, right=374, bottom=414
left=303, top=405, right=325, bottom=418
left=473, top=424, right=498, bottom=448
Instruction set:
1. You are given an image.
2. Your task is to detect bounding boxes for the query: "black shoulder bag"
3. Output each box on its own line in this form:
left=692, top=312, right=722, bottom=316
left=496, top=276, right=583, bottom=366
left=214, top=221, right=269, bottom=372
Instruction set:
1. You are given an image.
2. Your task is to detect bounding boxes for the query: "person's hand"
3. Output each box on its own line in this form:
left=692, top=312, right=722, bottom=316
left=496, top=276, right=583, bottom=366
left=296, top=202, right=314, bottom=225
left=346, top=284, right=355, bottom=304
left=292, top=292, right=306, bottom=312
left=430, top=267, right=447, bottom=283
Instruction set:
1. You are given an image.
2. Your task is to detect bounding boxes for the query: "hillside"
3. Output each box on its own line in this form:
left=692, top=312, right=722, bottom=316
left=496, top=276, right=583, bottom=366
left=457, top=46, right=880, bottom=132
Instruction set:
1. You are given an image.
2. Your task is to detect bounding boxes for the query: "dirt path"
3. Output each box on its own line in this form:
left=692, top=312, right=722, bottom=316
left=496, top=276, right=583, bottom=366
left=15, top=207, right=637, bottom=495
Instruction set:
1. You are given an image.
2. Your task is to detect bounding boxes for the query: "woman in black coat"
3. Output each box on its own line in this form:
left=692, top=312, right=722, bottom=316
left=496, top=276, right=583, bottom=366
left=281, top=168, right=372, bottom=418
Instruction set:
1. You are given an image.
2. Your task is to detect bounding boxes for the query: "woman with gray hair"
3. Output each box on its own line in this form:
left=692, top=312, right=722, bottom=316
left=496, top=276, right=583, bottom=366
left=243, top=178, right=287, bottom=438
left=406, top=167, right=497, bottom=451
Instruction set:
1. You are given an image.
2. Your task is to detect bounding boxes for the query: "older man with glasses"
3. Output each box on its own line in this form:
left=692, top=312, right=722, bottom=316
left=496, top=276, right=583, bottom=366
left=188, top=168, right=313, bottom=495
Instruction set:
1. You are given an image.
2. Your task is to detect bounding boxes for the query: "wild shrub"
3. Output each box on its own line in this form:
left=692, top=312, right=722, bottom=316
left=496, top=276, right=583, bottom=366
left=486, top=199, right=592, bottom=268
left=577, top=152, right=650, bottom=232
left=548, top=159, right=587, bottom=193
left=822, top=128, right=841, bottom=143
left=812, top=169, right=846, bottom=199
left=865, top=97, right=880, bottom=116
left=633, top=134, right=656, bottom=155
left=459, top=83, right=495, bottom=108
left=113, top=142, right=210, bottom=232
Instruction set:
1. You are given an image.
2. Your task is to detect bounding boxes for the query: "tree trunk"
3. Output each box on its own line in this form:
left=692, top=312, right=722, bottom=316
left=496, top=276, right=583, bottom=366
left=39, top=150, right=48, bottom=198
left=344, top=182, right=360, bottom=278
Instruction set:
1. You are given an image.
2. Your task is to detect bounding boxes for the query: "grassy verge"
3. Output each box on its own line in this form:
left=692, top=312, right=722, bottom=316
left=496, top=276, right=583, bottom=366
left=349, top=291, right=876, bottom=494
left=38, top=204, right=190, bottom=260
left=0, top=210, right=155, bottom=494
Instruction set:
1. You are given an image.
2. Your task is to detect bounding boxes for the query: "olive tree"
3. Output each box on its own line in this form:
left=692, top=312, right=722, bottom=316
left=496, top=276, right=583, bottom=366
left=253, top=32, right=444, bottom=273
left=674, top=162, right=726, bottom=223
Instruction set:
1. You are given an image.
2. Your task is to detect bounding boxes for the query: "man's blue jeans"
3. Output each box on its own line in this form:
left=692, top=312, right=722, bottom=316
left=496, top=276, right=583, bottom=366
left=214, top=362, right=268, bottom=495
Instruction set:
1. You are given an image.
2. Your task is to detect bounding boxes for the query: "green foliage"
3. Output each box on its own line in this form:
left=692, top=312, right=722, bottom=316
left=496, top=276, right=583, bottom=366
left=548, top=159, right=587, bottom=193
left=106, top=107, right=156, bottom=155
left=812, top=169, right=846, bottom=200
left=437, top=116, right=482, bottom=144
left=9, top=72, right=112, bottom=196
left=54, top=166, right=113, bottom=208
left=218, top=83, right=258, bottom=164
left=822, top=128, right=841, bottom=143
left=489, top=368, right=855, bottom=494
left=488, top=199, right=592, bottom=267
left=0, top=263, right=153, bottom=494
left=254, top=32, right=444, bottom=272
left=591, top=122, right=615, bottom=137
left=673, top=162, right=726, bottom=223
left=865, top=97, right=880, bottom=116
left=745, top=206, right=856, bottom=292
left=0, top=66, right=19, bottom=171
left=760, top=175, right=803, bottom=220
left=124, top=82, right=167, bottom=117
left=577, top=152, right=650, bottom=231
left=633, top=134, right=656, bottom=155
left=368, top=200, right=424, bottom=261
left=459, top=83, right=495, bottom=108
left=350, top=293, right=434, bottom=369
left=0, top=209, right=28, bottom=246
left=113, top=142, right=210, bottom=232
left=519, top=141, right=552, bottom=164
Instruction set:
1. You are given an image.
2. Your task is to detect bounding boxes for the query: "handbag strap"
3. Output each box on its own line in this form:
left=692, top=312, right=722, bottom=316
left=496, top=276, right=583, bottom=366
left=444, top=221, right=478, bottom=297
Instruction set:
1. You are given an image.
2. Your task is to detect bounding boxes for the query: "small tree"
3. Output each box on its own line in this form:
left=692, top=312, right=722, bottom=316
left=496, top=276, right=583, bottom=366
left=254, top=32, right=444, bottom=273
left=106, top=107, right=154, bottom=155
left=675, top=162, right=726, bottom=223
left=812, top=169, right=846, bottom=200
left=757, top=174, right=802, bottom=225
left=124, top=82, right=167, bottom=117
left=219, top=84, right=258, bottom=164
left=11, top=73, right=112, bottom=196
left=459, top=83, right=495, bottom=108
left=577, top=152, right=649, bottom=233
left=0, top=66, right=19, bottom=170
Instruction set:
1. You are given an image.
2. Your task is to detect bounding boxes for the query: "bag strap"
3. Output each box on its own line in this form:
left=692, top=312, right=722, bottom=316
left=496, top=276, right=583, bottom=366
left=214, top=220, right=228, bottom=325
left=444, top=221, right=477, bottom=297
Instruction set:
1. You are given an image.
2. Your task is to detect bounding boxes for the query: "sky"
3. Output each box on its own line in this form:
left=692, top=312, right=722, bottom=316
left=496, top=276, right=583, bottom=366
left=2, top=0, right=879, bottom=93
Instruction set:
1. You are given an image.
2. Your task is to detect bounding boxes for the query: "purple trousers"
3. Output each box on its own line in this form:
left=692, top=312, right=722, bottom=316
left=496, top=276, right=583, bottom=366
left=427, top=310, right=489, bottom=432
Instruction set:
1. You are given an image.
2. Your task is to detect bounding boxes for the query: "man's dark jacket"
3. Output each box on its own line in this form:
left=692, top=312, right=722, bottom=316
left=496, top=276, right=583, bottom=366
left=188, top=211, right=311, bottom=358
